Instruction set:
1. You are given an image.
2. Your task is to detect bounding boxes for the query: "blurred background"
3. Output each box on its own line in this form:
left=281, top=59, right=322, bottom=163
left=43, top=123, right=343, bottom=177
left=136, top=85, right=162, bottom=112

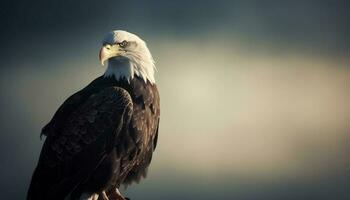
left=1, top=0, right=350, bottom=199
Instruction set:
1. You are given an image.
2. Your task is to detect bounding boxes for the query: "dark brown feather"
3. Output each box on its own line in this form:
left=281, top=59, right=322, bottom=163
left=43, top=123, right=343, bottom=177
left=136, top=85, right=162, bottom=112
left=28, top=76, right=160, bottom=200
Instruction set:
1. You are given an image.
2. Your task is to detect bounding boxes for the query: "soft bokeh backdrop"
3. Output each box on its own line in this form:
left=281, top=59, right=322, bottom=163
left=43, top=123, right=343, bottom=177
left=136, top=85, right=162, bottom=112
left=1, top=0, right=350, bottom=199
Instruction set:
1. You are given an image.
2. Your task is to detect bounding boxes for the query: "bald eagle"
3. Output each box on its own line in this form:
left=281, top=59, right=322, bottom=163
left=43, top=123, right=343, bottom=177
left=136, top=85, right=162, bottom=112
left=27, top=30, right=160, bottom=200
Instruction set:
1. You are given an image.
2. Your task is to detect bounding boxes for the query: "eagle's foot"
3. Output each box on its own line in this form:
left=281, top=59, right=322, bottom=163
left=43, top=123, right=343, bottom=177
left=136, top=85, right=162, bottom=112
left=108, top=188, right=130, bottom=200
left=100, top=191, right=109, bottom=200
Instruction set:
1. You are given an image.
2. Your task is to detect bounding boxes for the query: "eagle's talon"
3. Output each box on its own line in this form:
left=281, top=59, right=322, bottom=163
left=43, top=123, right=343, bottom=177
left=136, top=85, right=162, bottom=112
left=101, top=191, right=109, bottom=200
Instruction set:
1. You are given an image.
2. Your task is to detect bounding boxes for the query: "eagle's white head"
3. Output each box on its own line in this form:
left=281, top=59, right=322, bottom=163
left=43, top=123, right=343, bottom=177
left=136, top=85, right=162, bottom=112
left=99, top=30, right=156, bottom=84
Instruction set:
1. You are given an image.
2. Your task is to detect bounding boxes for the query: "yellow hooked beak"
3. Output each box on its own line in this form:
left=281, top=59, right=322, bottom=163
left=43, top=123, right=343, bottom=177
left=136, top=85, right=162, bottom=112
left=99, top=44, right=122, bottom=66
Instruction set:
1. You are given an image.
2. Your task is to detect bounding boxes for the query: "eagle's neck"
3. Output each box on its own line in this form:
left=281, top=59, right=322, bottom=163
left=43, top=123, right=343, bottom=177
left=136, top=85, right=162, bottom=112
left=104, top=57, right=155, bottom=84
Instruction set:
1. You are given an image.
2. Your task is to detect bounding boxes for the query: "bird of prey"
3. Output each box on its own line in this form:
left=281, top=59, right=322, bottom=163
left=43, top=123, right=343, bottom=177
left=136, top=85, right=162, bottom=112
left=27, top=30, right=160, bottom=200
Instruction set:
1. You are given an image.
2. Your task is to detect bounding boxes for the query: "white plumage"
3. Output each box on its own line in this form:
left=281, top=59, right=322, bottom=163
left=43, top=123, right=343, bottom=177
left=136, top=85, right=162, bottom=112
left=102, top=30, right=156, bottom=84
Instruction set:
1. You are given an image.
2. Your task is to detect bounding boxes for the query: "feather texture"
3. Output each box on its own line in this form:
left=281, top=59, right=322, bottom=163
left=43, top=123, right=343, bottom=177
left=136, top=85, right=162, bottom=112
left=28, top=76, right=160, bottom=200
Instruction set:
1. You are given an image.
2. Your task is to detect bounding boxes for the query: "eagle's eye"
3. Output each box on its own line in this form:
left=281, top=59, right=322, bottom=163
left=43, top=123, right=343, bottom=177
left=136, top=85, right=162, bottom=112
left=119, top=40, right=128, bottom=48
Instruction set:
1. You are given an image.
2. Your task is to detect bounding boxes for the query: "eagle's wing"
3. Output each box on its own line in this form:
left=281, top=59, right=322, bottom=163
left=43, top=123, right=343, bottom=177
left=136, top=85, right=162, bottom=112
left=28, top=87, right=133, bottom=200
left=40, top=83, right=100, bottom=138
left=121, top=84, right=160, bottom=186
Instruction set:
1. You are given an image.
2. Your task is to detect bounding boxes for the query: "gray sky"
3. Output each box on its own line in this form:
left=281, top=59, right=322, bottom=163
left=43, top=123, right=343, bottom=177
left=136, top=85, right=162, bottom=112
left=1, top=1, right=350, bottom=199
